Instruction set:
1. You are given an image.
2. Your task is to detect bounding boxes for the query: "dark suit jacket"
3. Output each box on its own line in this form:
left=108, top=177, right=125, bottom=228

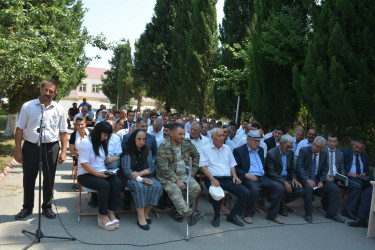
left=264, top=137, right=277, bottom=152
left=122, top=132, right=157, bottom=163
left=341, top=148, right=370, bottom=176
left=123, top=120, right=136, bottom=129
left=265, top=146, right=295, bottom=184
left=295, top=146, right=328, bottom=183
left=324, top=148, right=344, bottom=176
left=233, top=144, right=264, bottom=180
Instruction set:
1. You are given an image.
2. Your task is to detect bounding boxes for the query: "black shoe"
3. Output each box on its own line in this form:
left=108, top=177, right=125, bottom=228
left=348, top=218, right=368, bottom=227
left=42, top=208, right=56, bottom=219
left=325, top=214, right=345, bottom=223
left=342, top=209, right=357, bottom=220
left=279, top=209, right=288, bottom=217
left=212, top=216, right=220, bottom=227
left=187, top=211, right=204, bottom=226
left=226, top=215, right=244, bottom=227
left=170, top=207, right=184, bottom=222
left=137, top=220, right=150, bottom=230
left=304, top=215, right=313, bottom=223
left=15, top=209, right=32, bottom=220
left=146, top=219, right=152, bottom=224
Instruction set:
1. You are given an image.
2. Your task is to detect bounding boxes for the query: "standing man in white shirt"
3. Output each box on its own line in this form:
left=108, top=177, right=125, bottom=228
left=14, top=79, right=67, bottom=220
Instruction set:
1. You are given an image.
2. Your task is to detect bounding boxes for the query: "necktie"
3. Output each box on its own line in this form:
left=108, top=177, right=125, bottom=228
left=311, top=154, right=317, bottom=181
left=329, top=150, right=334, bottom=177
left=355, top=155, right=361, bottom=175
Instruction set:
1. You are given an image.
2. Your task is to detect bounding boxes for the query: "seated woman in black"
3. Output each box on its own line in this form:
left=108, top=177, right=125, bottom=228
left=122, top=129, right=163, bottom=230
left=78, top=121, right=122, bottom=231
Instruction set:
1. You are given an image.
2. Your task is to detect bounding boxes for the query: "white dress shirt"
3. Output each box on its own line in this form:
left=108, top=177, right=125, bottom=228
left=108, top=133, right=122, bottom=156
left=327, top=148, right=337, bottom=176
left=147, top=126, right=164, bottom=141
left=189, top=135, right=210, bottom=154
left=199, top=143, right=237, bottom=177
left=17, top=98, right=67, bottom=143
left=78, top=137, right=107, bottom=175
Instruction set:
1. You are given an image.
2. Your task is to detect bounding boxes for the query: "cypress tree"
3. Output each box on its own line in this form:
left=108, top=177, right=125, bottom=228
left=214, top=0, right=254, bottom=120
left=247, top=0, right=307, bottom=131
left=293, top=0, right=375, bottom=140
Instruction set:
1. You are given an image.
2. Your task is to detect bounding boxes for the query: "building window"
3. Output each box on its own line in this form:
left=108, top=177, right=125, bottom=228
left=79, top=84, right=86, bottom=92
left=92, top=84, right=100, bottom=93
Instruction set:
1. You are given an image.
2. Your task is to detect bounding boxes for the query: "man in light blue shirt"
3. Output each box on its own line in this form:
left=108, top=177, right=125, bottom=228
left=233, top=130, right=285, bottom=224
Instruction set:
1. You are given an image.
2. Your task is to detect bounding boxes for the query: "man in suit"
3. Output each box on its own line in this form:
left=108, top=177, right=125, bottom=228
left=233, top=130, right=285, bottom=224
left=325, top=134, right=361, bottom=220
left=342, top=139, right=373, bottom=190
left=348, top=186, right=373, bottom=227
left=296, top=136, right=345, bottom=223
left=264, top=125, right=286, bottom=152
left=123, top=109, right=136, bottom=129
left=265, top=134, right=304, bottom=216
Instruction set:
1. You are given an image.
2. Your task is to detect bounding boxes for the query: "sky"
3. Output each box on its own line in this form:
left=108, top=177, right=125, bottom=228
left=82, top=0, right=225, bottom=69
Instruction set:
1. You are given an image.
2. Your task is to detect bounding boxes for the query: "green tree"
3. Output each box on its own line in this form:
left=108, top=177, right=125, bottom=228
left=102, top=40, right=134, bottom=108
left=168, top=0, right=192, bottom=113
left=247, top=1, right=307, bottom=131
left=214, top=0, right=254, bottom=120
left=133, top=0, right=177, bottom=111
left=293, top=0, right=375, bottom=141
left=169, top=0, right=218, bottom=117
left=0, top=0, right=103, bottom=136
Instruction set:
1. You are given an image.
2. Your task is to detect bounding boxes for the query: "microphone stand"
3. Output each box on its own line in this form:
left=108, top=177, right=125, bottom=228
left=22, top=103, right=76, bottom=249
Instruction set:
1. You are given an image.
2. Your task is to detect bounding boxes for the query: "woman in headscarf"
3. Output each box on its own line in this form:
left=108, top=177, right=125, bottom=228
left=122, top=129, right=163, bottom=230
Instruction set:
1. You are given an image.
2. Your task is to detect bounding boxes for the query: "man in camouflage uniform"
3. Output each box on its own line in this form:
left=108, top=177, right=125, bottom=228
left=157, top=123, right=204, bottom=226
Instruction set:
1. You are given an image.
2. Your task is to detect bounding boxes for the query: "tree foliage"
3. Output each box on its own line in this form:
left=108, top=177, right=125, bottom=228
left=102, top=40, right=134, bottom=108
left=247, top=0, right=307, bottom=131
left=168, top=0, right=218, bottom=117
left=293, top=0, right=375, bottom=141
left=214, top=0, right=254, bottom=120
left=133, top=0, right=177, bottom=111
left=0, top=0, right=101, bottom=114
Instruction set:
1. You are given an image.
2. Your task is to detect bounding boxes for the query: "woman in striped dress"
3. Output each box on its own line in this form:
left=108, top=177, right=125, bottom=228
left=122, top=129, right=163, bottom=230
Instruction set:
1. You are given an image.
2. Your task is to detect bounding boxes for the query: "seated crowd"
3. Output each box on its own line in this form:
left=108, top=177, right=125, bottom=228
left=67, top=101, right=374, bottom=231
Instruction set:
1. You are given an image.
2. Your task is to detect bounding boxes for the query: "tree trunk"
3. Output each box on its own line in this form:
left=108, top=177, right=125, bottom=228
left=137, top=96, right=142, bottom=109
left=3, top=113, right=18, bottom=137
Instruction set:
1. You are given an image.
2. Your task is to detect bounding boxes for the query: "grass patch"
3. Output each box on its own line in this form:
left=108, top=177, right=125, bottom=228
left=0, top=109, right=15, bottom=173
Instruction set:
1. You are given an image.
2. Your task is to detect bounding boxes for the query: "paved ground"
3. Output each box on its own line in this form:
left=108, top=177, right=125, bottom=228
left=0, top=137, right=374, bottom=249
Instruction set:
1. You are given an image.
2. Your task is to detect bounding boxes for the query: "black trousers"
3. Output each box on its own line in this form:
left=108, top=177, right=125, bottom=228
left=280, top=179, right=305, bottom=209
left=348, top=176, right=373, bottom=190
left=205, top=176, right=250, bottom=218
left=22, top=140, right=59, bottom=211
left=303, top=180, right=339, bottom=216
left=241, top=176, right=284, bottom=219
left=78, top=173, right=122, bottom=215
left=340, top=179, right=362, bottom=212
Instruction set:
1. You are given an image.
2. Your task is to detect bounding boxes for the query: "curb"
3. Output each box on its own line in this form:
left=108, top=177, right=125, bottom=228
left=0, top=159, right=16, bottom=181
